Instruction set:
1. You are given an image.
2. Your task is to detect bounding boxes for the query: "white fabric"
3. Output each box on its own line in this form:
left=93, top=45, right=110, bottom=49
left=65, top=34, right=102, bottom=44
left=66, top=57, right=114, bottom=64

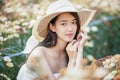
left=17, top=64, right=60, bottom=80
left=54, top=73, right=61, bottom=79
left=17, top=64, right=38, bottom=80
left=22, top=35, right=39, bottom=54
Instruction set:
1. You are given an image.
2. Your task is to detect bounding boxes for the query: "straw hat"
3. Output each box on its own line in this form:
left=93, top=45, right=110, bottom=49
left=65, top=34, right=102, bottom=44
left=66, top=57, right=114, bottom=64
left=32, top=0, right=96, bottom=40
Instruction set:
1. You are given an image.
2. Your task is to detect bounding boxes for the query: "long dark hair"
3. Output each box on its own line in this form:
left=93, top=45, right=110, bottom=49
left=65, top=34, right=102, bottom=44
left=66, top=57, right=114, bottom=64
left=39, top=12, right=81, bottom=47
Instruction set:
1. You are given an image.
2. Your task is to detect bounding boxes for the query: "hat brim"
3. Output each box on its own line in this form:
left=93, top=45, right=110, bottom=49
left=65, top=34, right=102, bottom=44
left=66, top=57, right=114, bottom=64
left=32, top=10, right=96, bottom=40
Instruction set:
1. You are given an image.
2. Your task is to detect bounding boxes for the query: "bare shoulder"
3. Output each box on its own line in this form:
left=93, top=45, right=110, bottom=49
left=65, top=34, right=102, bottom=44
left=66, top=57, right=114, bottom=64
left=30, top=46, right=46, bottom=57
left=26, top=46, right=47, bottom=68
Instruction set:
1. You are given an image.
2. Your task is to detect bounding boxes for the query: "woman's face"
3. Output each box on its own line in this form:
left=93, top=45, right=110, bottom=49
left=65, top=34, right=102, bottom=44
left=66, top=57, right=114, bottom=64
left=51, top=12, right=77, bottom=42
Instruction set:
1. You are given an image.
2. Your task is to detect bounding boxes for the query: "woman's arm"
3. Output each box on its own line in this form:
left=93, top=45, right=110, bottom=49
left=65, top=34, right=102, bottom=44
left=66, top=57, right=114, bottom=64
left=75, top=48, right=83, bottom=69
left=75, top=30, right=88, bottom=69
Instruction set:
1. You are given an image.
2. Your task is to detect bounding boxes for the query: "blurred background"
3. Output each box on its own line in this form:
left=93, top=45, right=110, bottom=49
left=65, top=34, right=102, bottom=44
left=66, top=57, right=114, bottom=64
left=0, top=0, right=120, bottom=79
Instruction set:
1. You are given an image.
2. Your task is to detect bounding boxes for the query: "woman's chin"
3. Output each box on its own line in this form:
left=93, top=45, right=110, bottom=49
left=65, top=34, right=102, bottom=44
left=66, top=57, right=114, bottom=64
left=66, top=38, right=74, bottom=42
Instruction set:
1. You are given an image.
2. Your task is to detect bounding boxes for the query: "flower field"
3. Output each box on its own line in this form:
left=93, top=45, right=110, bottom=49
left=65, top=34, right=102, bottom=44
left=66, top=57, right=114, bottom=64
left=0, top=0, right=120, bottom=80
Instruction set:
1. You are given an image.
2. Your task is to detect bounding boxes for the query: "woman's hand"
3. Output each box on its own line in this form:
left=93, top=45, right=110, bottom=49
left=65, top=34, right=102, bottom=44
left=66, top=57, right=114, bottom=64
left=77, top=30, right=88, bottom=48
left=75, top=30, right=88, bottom=69
left=66, top=40, right=79, bottom=69
left=66, top=40, right=79, bottom=60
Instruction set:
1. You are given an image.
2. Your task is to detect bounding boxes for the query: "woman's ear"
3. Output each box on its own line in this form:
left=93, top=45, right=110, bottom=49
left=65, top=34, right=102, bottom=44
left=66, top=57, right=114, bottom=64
left=49, top=23, right=56, bottom=32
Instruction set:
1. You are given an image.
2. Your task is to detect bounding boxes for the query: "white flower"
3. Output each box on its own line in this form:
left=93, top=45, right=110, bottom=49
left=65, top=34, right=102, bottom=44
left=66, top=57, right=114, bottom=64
left=38, top=9, right=45, bottom=15
left=4, top=7, right=14, bottom=13
left=6, top=62, right=14, bottom=67
left=111, top=56, right=118, bottom=63
left=13, top=33, right=19, bottom=38
left=6, top=28, right=14, bottom=33
left=7, top=35, right=14, bottom=39
left=0, top=73, right=11, bottom=80
left=85, top=41, right=94, bottom=47
left=94, top=67, right=108, bottom=78
left=75, top=4, right=84, bottom=10
left=3, top=38, right=7, bottom=41
left=109, top=63, right=116, bottom=68
left=22, top=22, right=29, bottom=26
left=99, top=1, right=108, bottom=7
left=90, top=0, right=100, bottom=7
left=29, top=19, right=36, bottom=28
left=19, top=12, right=28, bottom=17
left=103, top=73, right=115, bottom=80
left=0, top=16, right=7, bottom=22
left=104, top=70, right=117, bottom=80
left=3, top=56, right=12, bottom=62
left=110, top=70, right=117, bottom=75
left=103, top=64, right=110, bottom=69
left=87, top=55, right=95, bottom=61
left=13, top=20, right=20, bottom=25
left=102, top=61, right=107, bottom=65
left=14, top=26, right=20, bottom=29
left=83, top=26, right=90, bottom=33
left=0, top=36, right=4, bottom=41
left=102, top=16, right=108, bottom=21
left=105, top=59, right=111, bottom=64
left=91, top=26, right=98, bottom=32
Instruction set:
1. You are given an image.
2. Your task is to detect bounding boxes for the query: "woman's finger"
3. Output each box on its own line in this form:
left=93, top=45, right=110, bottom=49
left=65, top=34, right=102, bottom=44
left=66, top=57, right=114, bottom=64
left=67, top=40, right=76, bottom=46
left=66, top=40, right=76, bottom=50
left=77, top=29, right=87, bottom=40
left=72, top=41, right=79, bottom=50
left=77, top=33, right=82, bottom=40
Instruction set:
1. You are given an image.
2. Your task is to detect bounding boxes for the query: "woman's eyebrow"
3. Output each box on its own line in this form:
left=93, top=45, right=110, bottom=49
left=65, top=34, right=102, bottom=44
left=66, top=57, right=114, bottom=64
left=59, top=18, right=76, bottom=22
left=59, top=20, right=68, bottom=22
left=72, top=19, right=77, bottom=21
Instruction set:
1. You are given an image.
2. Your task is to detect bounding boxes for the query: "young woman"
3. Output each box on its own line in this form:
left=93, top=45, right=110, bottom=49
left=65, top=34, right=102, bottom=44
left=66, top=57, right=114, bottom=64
left=17, top=0, right=96, bottom=80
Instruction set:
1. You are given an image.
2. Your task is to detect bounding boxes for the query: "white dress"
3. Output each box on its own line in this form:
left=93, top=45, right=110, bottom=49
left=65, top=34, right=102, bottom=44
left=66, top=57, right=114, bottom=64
left=17, top=64, right=38, bottom=80
left=17, top=64, right=60, bottom=80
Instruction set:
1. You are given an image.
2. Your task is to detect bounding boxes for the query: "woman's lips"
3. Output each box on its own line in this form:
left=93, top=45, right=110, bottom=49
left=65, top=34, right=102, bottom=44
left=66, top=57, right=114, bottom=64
left=66, top=33, right=74, bottom=37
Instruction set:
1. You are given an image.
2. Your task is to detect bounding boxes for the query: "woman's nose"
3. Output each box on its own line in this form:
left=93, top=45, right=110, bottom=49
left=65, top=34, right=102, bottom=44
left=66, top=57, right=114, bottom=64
left=68, top=25, right=73, bottom=31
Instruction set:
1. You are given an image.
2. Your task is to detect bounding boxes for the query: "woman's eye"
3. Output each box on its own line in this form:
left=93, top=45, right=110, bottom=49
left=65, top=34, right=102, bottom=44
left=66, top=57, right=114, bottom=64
left=72, top=21, right=76, bottom=24
left=61, top=23, right=66, bottom=25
